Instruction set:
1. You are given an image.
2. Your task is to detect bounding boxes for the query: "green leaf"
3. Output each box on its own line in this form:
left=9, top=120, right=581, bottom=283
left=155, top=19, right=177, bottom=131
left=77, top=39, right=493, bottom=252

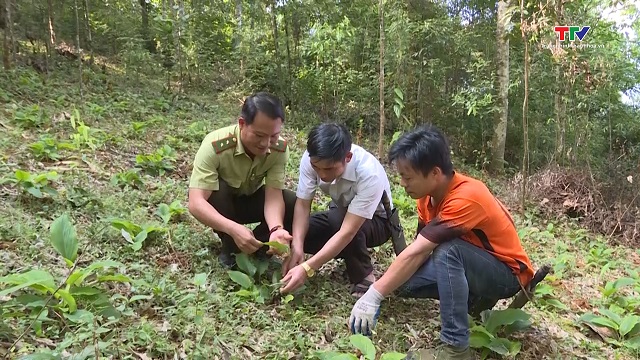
left=349, top=334, right=376, bottom=360
left=487, top=338, right=512, bottom=355
left=620, top=315, right=639, bottom=337
left=15, top=170, right=31, bottom=181
left=57, top=289, right=77, bottom=313
left=228, top=270, right=253, bottom=289
left=97, top=274, right=131, bottom=283
left=156, top=203, right=171, bottom=224
left=379, top=353, right=406, bottom=360
left=625, top=336, right=640, bottom=349
left=394, top=88, right=404, bottom=100
left=503, top=319, right=532, bottom=335
left=0, top=269, right=56, bottom=296
left=18, top=353, right=62, bottom=360
left=581, top=315, right=619, bottom=330
left=27, top=186, right=43, bottom=198
left=469, top=331, right=492, bottom=348
left=598, top=308, right=622, bottom=326
left=49, top=214, right=78, bottom=262
left=483, top=309, right=531, bottom=334
left=193, top=272, right=208, bottom=287
left=63, top=309, right=94, bottom=324
left=263, top=241, right=290, bottom=255
left=236, top=253, right=257, bottom=277
left=315, top=352, right=358, bottom=360
left=544, top=298, right=569, bottom=310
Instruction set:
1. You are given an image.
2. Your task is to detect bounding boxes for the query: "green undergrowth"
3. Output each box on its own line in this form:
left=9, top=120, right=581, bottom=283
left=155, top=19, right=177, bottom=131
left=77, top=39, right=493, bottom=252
left=0, top=64, right=639, bottom=359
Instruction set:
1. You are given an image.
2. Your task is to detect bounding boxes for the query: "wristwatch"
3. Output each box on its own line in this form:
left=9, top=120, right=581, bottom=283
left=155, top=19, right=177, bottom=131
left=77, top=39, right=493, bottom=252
left=301, top=262, right=315, bottom=278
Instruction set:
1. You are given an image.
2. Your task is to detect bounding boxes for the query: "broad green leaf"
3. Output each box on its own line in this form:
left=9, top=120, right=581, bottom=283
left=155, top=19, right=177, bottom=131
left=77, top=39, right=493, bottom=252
left=620, top=315, right=639, bottom=337
left=50, top=214, right=78, bottom=262
left=228, top=270, right=253, bottom=289
left=469, top=331, right=492, bottom=348
left=235, top=289, right=255, bottom=298
left=110, top=219, right=142, bottom=235
left=599, top=308, right=622, bottom=326
left=236, top=253, right=257, bottom=277
left=487, top=338, right=512, bottom=355
left=582, top=315, right=619, bottom=330
left=57, top=289, right=77, bottom=313
left=27, top=186, right=43, bottom=198
left=263, top=241, right=290, bottom=255
left=68, top=260, right=123, bottom=286
left=315, top=352, right=358, bottom=360
left=544, top=298, right=569, bottom=310
left=0, top=269, right=56, bottom=296
left=625, top=336, right=640, bottom=349
left=394, top=88, right=404, bottom=100
left=129, top=295, right=153, bottom=302
left=349, top=334, right=376, bottom=360
left=503, top=319, right=532, bottom=335
left=63, top=309, right=94, bottom=324
left=97, top=274, right=131, bottom=283
left=193, top=272, right=208, bottom=287
left=156, top=203, right=171, bottom=224
left=69, top=286, right=103, bottom=296
left=483, top=309, right=531, bottom=334
left=15, top=170, right=31, bottom=181
left=379, top=353, right=406, bottom=360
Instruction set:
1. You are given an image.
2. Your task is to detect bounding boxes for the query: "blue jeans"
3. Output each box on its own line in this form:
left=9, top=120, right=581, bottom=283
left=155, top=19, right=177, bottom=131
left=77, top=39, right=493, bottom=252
left=397, top=238, right=521, bottom=348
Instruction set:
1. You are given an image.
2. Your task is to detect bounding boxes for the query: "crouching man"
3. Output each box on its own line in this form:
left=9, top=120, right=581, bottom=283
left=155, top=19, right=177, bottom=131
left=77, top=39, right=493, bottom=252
left=348, top=125, right=534, bottom=360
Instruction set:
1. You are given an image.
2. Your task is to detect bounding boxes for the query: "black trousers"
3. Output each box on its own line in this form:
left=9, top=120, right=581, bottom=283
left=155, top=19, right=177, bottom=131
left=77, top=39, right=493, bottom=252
left=207, top=179, right=297, bottom=254
left=303, top=202, right=391, bottom=284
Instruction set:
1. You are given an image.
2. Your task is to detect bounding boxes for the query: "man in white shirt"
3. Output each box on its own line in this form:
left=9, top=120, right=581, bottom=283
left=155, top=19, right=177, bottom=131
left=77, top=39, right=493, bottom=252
left=279, top=122, right=394, bottom=298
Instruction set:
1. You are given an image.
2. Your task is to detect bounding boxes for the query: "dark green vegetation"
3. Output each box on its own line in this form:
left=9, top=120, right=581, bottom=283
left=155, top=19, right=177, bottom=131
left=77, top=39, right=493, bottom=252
left=2, top=0, right=640, bottom=358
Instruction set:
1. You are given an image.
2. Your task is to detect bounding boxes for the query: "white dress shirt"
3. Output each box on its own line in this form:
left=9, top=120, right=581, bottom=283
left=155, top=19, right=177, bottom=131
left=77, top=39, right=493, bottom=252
left=296, top=144, right=393, bottom=219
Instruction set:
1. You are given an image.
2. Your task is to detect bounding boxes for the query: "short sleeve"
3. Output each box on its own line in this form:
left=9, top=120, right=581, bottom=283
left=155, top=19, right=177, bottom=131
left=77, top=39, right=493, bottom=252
left=419, top=198, right=485, bottom=244
left=189, top=140, right=220, bottom=191
left=295, top=151, right=318, bottom=200
left=264, top=145, right=289, bottom=189
left=347, top=172, right=384, bottom=220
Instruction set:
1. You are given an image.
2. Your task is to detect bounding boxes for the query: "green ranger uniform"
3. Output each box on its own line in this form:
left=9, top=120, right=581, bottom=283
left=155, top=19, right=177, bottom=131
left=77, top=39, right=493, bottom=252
left=189, top=123, right=297, bottom=260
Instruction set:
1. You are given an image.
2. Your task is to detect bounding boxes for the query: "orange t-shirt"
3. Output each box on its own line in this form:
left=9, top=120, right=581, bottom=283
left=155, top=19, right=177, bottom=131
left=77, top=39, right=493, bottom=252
left=417, top=172, right=534, bottom=286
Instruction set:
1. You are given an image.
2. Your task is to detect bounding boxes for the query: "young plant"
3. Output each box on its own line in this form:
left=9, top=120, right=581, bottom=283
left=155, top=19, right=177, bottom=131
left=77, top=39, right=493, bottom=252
left=12, top=103, right=47, bottom=128
left=228, top=247, right=294, bottom=305
left=469, top=308, right=532, bottom=359
left=155, top=200, right=187, bottom=224
left=2, top=169, right=60, bottom=198
left=0, top=214, right=130, bottom=351
left=534, top=283, right=569, bottom=311
left=110, top=169, right=145, bottom=189
left=110, top=218, right=167, bottom=251
left=135, top=145, right=176, bottom=176
left=315, top=334, right=405, bottom=360
left=28, top=136, right=77, bottom=161
left=70, top=108, right=102, bottom=150
left=579, top=305, right=640, bottom=349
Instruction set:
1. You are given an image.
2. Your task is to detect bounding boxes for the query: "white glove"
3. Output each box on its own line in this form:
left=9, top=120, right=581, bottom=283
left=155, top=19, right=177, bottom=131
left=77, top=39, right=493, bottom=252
left=348, top=285, right=384, bottom=335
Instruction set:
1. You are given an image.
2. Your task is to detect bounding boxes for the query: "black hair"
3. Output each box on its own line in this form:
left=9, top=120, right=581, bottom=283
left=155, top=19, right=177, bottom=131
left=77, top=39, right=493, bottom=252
left=306, top=122, right=352, bottom=162
left=240, top=92, right=285, bottom=124
left=388, top=124, right=454, bottom=176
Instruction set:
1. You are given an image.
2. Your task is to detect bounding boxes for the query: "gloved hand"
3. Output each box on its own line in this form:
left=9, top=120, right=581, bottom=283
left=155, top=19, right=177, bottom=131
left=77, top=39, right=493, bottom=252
left=348, top=285, right=384, bottom=336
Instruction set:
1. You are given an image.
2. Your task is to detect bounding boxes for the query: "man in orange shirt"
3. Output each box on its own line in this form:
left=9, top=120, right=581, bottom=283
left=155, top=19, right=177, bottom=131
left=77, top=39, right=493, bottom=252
left=348, top=125, right=534, bottom=360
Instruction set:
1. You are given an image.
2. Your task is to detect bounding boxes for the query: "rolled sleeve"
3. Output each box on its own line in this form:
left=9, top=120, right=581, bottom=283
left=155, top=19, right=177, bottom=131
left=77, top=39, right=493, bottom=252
left=347, top=173, right=384, bottom=219
left=189, top=140, right=220, bottom=191
left=265, top=146, right=289, bottom=189
left=295, top=151, right=317, bottom=200
left=419, top=199, right=485, bottom=244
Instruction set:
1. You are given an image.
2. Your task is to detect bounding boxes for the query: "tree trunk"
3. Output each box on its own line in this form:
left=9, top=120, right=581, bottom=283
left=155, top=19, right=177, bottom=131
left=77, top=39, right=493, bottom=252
left=84, top=0, right=93, bottom=65
left=46, top=0, right=55, bottom=72
left=271, top=2, right=280, bottom=93
left=520, top=0, right=529, bottom=213
left=490, top=0, right=510, bottom=174
left=553, top=0, right=565, bottom=165
left=3, top=0, right=12, bottom=69
left=140, top=0, right=155, bottom=53
left=377, top=0, right=386, bottom=159
left=283, top=6, right=292, bottom=103
left=234, top=0, right=242, bottom=49
left=74, top=0, right=83, bottom=100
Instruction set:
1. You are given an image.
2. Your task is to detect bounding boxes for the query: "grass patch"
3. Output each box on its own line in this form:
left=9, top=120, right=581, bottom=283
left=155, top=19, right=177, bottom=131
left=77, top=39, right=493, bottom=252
left=1, top=63, right=639, bottom=359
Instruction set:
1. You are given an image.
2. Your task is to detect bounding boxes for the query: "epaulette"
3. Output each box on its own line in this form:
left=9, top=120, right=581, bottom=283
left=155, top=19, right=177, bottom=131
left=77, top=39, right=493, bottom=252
left=270, top=139, right=287, bottom=152
left=212, top=134, right=237, bottom=154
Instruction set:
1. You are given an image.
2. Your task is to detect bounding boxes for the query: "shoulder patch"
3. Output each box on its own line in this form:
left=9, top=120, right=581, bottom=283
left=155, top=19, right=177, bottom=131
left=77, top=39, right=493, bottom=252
left=270, top=139, right=287, bottom=152
left=212, top=134, right=237, bottom=154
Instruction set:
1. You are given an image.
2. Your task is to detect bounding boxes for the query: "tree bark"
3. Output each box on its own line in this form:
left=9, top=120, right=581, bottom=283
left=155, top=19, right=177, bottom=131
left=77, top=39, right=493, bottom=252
left=490, top=0, right=510, bottom=174
left=46, top=0, right=55, bottom=72
left=377, top=0, right=386, bottom=159
left=84, top=0, right=93, bottom=65
left=3, top=0, right=12, bottom=69
left=140, top=0, right=155, bottom=53
left=520, top=0, right=529, bottom=213
left=553, top=0, right=565, bottom=165
left=74, top=0, right=83, bottom=100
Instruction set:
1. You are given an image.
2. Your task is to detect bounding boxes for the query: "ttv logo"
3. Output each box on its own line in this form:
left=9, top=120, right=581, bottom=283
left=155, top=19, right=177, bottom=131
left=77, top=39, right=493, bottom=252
left=554, top=26, right=590, bottom=41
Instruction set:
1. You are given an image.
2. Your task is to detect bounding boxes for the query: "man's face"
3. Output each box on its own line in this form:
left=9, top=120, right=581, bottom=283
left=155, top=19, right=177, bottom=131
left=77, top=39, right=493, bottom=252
left=238, top=111, right=283, bottom=156
left=395, top=159, right=442, bottom=199
left=310, top=152, right=352, bottom=183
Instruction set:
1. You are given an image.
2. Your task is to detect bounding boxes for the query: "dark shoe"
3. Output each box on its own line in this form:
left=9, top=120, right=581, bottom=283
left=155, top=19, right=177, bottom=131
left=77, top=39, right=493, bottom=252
left=405, top=343, right=473, bottom=360
left=218, top=252, right=236, bottom=269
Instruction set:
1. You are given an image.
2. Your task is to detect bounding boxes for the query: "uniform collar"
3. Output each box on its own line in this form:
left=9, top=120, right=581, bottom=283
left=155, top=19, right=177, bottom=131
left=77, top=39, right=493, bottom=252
left=233, top=124, right=272, bottom=157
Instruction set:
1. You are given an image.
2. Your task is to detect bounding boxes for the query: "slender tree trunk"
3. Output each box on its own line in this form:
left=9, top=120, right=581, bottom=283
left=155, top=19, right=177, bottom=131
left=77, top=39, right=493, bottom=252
left=234, top=0, right=242, bottom=49
left=377, top=0, right=386, bottom=159
left=283, top=7, right=292, bottom=103
left=140, top=0, right=155, bottom=53
left=74, top=0, right=83, bottom=101
left=84, top=0, right=93, bottom=65
left=45, top=0, right=55, bottom=73
left=490, top=0, right=510, bottom=174
left=3, top=0, right=12, bottom=69
left=520, top=0, right=529, bottom=213
left=271, top=2, right=280, bottom=94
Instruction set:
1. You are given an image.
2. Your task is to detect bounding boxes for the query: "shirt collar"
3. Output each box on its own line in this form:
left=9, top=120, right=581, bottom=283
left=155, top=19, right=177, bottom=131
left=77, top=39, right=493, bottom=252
left=339, top=146, right=357, bottom=182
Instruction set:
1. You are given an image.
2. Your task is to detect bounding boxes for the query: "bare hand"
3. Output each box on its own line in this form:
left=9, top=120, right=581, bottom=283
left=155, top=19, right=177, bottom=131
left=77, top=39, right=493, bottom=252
left=282, top=248, right=305, bottom=275
left=280, top=264, right=307, bottom=294
left=230, top=225, right=263, bottom=254
left=267, top=228, right=293, bottom=255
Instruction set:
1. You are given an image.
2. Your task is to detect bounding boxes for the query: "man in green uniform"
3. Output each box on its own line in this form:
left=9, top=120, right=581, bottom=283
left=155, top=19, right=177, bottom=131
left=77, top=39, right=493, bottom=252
left=188, top=92, right=297, bottom=268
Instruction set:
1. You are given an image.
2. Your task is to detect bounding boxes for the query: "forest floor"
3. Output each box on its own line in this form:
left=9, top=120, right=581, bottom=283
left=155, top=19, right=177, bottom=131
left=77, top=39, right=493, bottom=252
left=1, top=61, right=639, bottom=360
